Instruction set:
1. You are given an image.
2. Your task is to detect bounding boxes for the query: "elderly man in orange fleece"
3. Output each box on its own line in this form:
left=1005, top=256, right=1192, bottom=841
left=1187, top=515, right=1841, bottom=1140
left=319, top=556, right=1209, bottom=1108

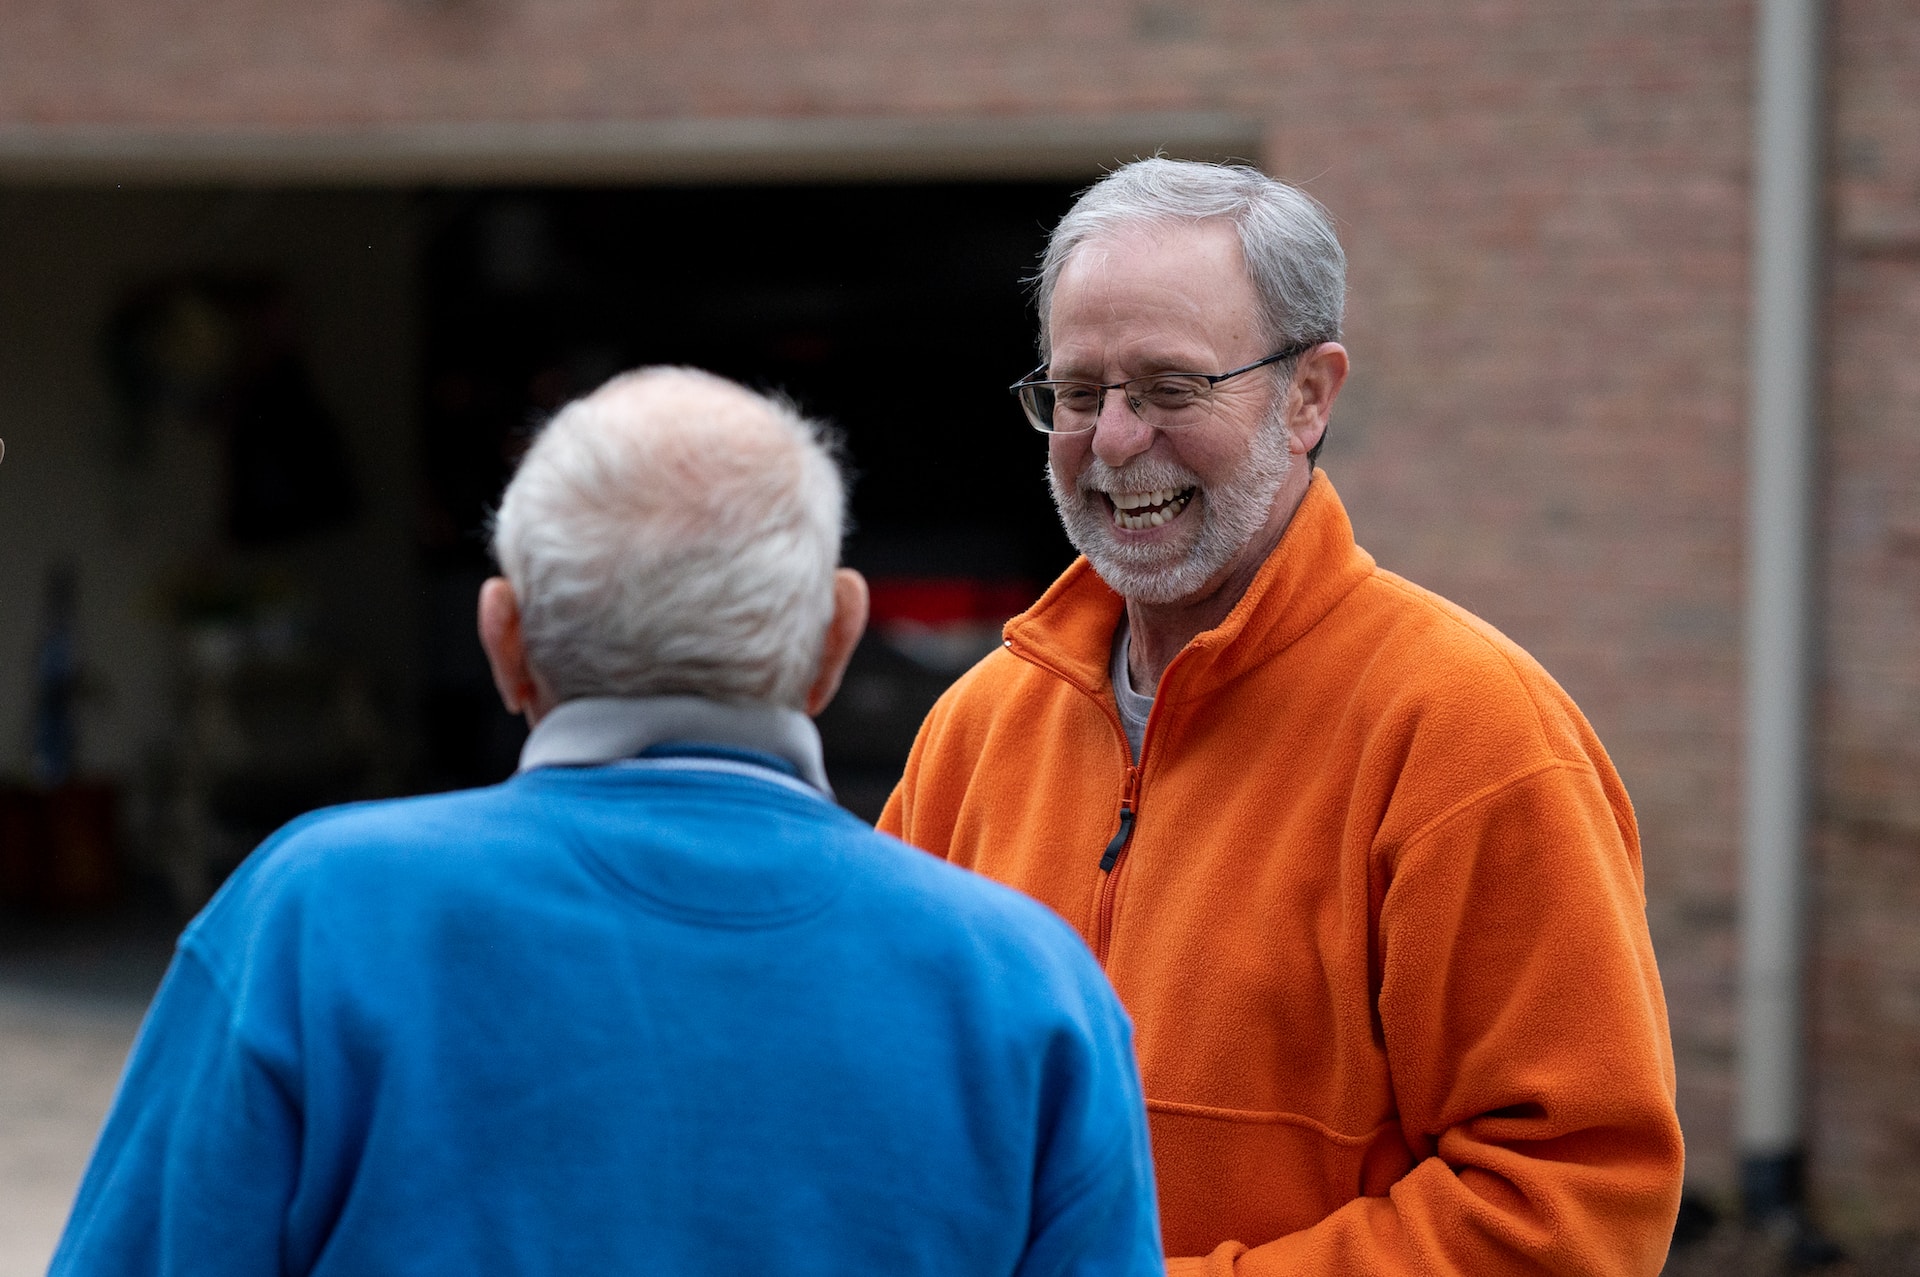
left=880, top=158, right=1684, bottom=1277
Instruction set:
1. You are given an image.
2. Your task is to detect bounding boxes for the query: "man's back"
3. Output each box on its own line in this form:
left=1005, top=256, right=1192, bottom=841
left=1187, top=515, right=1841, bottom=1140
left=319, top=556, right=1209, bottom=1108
left=54, top=755, right=1160, bottom=1276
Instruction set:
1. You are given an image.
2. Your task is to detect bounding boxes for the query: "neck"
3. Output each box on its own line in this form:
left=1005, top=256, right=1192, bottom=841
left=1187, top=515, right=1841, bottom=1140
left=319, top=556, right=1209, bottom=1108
left=1123, top=572, right=1253, bottom=696
left=1123, top=476, right=1309, bottom=695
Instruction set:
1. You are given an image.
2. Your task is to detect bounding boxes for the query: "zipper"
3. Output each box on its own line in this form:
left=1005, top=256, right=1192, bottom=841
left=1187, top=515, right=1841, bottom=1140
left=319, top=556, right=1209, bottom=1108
left=1092, top=765, right=1140, bottom=965
left=999, top=628, right=1177, bottom=969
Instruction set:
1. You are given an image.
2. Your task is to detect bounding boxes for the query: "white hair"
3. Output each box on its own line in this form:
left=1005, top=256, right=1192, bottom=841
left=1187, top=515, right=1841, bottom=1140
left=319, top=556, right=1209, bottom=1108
left=1044, top=162, right=1344, bottom=359
left=1036, top=158, right=1347, bottom=363
left=491, top=366, right=846, bottom=709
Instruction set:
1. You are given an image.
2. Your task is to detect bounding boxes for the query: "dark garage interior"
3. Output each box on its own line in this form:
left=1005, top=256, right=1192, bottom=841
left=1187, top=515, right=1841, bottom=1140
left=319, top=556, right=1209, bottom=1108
left=0, top=179, right=1086, bottom=921
left=414, top=181, right=1083, bottom=813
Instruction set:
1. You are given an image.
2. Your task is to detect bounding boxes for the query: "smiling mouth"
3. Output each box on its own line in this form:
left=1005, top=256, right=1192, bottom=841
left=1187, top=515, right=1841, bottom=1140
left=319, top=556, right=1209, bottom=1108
left=1106, top=487, right=1196, bottom=531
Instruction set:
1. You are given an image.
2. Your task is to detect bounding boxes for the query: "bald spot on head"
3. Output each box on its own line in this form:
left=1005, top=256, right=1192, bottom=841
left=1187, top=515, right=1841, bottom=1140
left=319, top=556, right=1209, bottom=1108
left=567, top=365, right=812, bottom=542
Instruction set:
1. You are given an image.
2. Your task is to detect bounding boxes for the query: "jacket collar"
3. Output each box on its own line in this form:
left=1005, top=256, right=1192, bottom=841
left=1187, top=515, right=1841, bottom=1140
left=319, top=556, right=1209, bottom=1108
left=517, top=695, right=832, bottom=794
left=1003, top=469, right=1377, bottom=703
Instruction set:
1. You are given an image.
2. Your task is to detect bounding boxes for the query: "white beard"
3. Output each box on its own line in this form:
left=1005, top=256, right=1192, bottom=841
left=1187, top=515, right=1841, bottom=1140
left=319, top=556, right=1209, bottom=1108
left=1048, top=409, right=1293, bottom=606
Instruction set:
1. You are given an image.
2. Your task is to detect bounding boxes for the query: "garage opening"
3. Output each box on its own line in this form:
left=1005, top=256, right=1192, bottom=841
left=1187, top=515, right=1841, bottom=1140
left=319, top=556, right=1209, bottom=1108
left=0, top=179, right=1085, bottom=922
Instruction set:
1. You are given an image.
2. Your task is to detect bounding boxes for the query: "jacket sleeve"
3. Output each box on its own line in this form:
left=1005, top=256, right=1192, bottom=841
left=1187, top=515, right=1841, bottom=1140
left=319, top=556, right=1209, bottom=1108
left=1170, top=761, right=1684, bottom=1277
left=875, top=761, right=914, bottom=843
left=1017, top=947, right=1167, bottom=1277
left=877, top=684, right=950, bottom=850
left=49, top=943, right=301, bottom=1277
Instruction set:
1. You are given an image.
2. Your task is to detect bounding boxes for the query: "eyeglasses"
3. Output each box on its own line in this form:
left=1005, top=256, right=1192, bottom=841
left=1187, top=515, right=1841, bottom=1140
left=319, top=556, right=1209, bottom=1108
left=1009, top=342, right=1314, bottom=435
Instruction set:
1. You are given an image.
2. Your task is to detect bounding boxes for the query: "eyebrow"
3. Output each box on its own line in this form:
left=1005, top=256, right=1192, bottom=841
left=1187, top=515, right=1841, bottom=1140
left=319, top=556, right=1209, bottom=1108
left=1047, top=353, right=1210, bottom=381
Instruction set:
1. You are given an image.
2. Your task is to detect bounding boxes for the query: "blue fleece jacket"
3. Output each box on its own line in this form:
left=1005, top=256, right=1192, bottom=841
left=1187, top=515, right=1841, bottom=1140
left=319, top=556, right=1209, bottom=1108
left=52, top=755, right=1160, bottom=1276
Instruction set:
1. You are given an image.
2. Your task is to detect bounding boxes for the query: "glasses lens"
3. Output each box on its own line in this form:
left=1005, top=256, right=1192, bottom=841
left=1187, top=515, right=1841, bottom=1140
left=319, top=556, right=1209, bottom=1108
left=1016, top=375, right=1216, bottom=433
left=1015, top=382, right=1053, bottom=431
left=1013, top=384, right=1075, bottom=433
left=1126, top=375, right=1211, bottom=428
left=1048, top=383, right=1104, bottom=433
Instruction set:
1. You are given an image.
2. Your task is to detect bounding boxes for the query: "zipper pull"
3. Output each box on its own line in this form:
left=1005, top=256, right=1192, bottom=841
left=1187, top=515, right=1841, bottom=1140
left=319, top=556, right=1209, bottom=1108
left=1099, top=806, right=1134, bottom=872
left=1099, top=768, right=1140, bottom=872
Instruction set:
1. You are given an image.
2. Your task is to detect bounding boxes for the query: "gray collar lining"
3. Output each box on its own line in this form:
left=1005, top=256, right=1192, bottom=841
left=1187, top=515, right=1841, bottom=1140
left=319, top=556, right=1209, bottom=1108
left=516, top=695, right=832, bottom=795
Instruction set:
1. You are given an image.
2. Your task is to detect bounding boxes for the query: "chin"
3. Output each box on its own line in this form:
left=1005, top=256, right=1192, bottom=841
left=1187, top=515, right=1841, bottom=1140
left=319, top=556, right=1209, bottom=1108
left=1061, top=496, right=1228, bottom=606
left=1084, top=547, right=1221, bottom=606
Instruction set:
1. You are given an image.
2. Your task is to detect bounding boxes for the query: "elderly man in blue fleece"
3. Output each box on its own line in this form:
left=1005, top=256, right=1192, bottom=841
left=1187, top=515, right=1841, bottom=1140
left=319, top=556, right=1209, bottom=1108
left=53, top=367, right=1162, bottom=1277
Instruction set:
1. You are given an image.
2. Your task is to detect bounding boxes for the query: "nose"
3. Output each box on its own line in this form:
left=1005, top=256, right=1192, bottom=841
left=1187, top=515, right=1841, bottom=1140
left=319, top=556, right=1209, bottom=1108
left=1090, top=386, right=1154, bottom=468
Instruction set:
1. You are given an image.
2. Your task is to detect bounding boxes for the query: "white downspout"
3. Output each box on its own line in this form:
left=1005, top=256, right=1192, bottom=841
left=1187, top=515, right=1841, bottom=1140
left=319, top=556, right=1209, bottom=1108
left=1739, top=0, right=1824, bottom=1227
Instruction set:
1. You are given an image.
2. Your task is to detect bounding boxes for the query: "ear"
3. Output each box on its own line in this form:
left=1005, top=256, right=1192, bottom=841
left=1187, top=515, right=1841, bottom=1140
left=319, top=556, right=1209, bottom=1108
left=478, top=576, right=555, bottom=726
left=1284, top=342, right=1350, bottom=457
left=804, top=568, right=871, bottom=717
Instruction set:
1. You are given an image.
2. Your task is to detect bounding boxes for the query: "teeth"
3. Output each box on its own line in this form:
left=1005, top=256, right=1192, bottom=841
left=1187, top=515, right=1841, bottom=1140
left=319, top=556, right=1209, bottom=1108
left=1109, top=489, right=1193, bottom=531
left=1111, top=487, right=1179, bottom=512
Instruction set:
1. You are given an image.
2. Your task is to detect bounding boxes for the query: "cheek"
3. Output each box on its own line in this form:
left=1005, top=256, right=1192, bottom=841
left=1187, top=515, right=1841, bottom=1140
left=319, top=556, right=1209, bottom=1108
left=1048, top=434, right=1090, bottom=483
left=1175, top=416, right=1260, bottom=483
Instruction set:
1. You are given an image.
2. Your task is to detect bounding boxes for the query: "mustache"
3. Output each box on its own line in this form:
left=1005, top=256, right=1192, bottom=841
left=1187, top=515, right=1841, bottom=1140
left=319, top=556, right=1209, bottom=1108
left=1073, top=456, right=1202, bottom=496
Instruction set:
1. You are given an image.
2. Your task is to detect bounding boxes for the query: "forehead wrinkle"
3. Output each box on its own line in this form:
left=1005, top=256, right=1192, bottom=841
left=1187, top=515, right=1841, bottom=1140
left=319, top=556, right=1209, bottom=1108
left=1054, top=224, right=1261, bottom=373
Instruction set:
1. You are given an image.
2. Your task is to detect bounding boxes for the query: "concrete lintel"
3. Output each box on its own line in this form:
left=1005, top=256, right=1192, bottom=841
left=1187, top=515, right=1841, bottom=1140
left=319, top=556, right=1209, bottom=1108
left=0, top=113, right=1264, bottom=186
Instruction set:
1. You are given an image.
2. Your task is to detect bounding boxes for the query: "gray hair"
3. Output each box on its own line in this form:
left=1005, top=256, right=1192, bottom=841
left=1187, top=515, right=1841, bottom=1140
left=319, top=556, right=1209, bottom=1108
left=491, top=366, right=846, bottom=709
left=1036, top=158, right=1347, bottom=361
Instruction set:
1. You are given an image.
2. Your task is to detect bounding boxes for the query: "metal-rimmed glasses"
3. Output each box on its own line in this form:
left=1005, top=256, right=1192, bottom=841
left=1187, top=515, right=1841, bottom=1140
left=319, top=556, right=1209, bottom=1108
left=1009, top=342, right=1314, bottom=435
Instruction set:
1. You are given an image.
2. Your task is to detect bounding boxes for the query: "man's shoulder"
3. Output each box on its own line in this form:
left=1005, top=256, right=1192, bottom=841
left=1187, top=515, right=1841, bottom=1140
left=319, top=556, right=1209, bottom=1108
left=941, top=639, right=1046, bottom=700
left=243, top=784, right=524, bottom=876
left=915, top=642, right=1081, bottom=748
left=188, top=785, right=518, bottom=916
left=167, top=786, right=528, bottom=999
left=1338, top=566, right=1579, bottom=712
left=1306, top=563, right=1621, bottom=799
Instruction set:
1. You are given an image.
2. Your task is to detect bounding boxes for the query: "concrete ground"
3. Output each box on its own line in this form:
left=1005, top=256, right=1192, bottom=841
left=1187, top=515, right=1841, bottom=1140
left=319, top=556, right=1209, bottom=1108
left=0, top=913, right=173, bottom=1277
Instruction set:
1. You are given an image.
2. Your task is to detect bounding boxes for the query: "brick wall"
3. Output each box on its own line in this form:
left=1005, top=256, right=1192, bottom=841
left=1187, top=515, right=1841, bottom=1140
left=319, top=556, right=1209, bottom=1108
left=4, top=0, right=1917, bottom=1236
left=1811, top=0, right=1920, bottom=1236
left=3, top=0, right=1265, bottom=127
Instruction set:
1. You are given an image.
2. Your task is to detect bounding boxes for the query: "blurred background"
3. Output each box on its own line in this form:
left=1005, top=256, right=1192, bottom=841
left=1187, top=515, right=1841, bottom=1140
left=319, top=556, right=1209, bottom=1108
left=0, top=0, right=1915, bottom=1271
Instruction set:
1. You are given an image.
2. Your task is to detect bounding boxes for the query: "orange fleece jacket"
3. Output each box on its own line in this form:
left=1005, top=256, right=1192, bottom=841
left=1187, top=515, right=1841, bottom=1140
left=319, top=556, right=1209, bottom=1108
left=880, top=472, right=1684, bottom=1277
